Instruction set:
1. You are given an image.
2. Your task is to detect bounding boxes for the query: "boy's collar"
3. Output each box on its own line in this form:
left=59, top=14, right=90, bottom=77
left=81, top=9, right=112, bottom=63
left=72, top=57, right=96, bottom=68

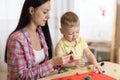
left=62, top=36, right=79, bottom=47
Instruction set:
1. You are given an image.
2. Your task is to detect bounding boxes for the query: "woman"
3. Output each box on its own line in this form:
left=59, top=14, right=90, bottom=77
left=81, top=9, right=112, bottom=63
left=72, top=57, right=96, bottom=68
left=5, top=0, right=72, bottom=80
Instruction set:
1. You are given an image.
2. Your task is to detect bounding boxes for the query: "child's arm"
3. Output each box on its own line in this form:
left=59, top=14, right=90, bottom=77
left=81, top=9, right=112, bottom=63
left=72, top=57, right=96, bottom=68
left=62, top=53, right=85, bottom=67
left=84, top=48, right=98, bottom=65
left=62, top=59, right=85, bottom=67
left=84, top=48, right=101, bottom=73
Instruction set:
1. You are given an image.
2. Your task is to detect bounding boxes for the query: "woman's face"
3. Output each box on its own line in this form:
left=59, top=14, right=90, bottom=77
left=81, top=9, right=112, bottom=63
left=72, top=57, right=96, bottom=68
left=30, top=1, right=50, bottom=26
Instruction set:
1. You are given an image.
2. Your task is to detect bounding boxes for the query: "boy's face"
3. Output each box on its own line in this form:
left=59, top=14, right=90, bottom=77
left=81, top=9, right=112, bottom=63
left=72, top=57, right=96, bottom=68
left=60, top=26, right=80, bottom=42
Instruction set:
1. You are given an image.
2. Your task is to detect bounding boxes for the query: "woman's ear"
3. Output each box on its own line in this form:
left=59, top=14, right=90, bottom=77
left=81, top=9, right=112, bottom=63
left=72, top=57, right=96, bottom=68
left=29, top=6, right=35, bottom=15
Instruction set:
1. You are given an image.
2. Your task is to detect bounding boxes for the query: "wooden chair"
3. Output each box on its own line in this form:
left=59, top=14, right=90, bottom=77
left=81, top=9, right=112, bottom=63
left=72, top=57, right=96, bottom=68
left=118, top=48, right=120, bottom=64
left=87, top=40, right=114, bottom=62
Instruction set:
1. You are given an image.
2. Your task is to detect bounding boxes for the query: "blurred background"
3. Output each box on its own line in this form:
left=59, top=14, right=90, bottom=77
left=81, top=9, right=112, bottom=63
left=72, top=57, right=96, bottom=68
left=0, top=0, right=119, bottom=72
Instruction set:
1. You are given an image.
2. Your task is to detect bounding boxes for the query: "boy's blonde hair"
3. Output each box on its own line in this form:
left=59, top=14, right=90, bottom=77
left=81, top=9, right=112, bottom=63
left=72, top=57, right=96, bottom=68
left=60, top=12, right=80, bottom=27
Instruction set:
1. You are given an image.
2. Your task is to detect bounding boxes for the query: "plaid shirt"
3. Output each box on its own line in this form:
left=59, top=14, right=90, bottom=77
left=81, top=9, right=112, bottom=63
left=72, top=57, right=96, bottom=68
left=7, top=27, right=54, bottom=80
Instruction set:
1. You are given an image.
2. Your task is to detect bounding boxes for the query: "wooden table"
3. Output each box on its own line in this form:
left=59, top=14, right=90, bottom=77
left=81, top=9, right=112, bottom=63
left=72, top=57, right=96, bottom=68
left=40, top=61, right=120, bottom=80
left=1, top=62, right=119, bottom=80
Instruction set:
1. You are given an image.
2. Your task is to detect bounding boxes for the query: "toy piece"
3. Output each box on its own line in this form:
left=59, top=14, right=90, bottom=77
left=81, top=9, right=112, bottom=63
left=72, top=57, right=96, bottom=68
left=102, top=70, right=105, bottom=73
left=68, top=51, right=74, bottom=61
left=76, top=72, right=79, bottom=75
left=100, top=62, right=104, bottom=66
left=98, top=71, right=102, bottom=74
left=85, top=76, right=90, bottom=80
left=68, top=51, right=73, bottom=55
left=87, top=65, right=91, bottom=70
left=113, top=69, right=117, bottom=72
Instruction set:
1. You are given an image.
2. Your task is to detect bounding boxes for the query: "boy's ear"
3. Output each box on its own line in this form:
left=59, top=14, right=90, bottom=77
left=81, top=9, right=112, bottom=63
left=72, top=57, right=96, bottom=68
left=60, top=28, right=63, bottom=34
left=29, top=6, right=35, bottom=15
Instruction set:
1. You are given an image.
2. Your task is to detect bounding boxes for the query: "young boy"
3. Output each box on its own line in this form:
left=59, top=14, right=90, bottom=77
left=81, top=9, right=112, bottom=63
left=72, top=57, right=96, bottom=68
left=55, top=11, right=101, bottom=73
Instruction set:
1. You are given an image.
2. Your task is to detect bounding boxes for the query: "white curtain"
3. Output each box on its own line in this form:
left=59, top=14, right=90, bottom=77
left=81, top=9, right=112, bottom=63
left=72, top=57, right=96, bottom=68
left=49, top=0, right=75, bottom=51
left=0, top=0, right=24, bottom=72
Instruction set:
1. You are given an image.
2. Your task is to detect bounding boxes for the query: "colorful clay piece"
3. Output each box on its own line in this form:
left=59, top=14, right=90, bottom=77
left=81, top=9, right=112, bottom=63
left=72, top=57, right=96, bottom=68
left=113, top=69, right=117, bottom=72
left=102, top=70, right=105, bottom=73
left=87, top=66, right=91, bottom=70
left=100, top=62, right=104, bottom=66
left=85, top=76, right=90, bottom=80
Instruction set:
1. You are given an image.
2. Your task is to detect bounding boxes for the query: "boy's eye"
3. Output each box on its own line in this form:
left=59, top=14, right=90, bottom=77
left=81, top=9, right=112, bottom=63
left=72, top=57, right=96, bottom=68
left=43, top=11, right=47, bottom=14
left=68, top=33, right=73, bottom=35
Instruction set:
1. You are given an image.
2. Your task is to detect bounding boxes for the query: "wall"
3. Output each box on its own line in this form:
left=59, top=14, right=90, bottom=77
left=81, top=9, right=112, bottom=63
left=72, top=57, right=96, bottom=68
left=74, top=0, right=116, bottom=41
left=0, top=0, right=24, bottom=72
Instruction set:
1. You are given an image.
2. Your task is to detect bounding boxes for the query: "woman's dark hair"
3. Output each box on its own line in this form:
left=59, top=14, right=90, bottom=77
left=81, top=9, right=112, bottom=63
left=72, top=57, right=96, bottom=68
left=5, top=0, right=52, bottom=63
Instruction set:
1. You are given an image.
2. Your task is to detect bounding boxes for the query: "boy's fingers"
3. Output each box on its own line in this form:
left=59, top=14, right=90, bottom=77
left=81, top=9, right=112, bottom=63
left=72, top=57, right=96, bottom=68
left=62, top=55, right=72, bottom=64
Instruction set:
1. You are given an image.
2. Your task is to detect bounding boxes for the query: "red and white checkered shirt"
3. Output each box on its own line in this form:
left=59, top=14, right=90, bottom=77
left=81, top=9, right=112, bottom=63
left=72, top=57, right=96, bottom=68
left=7, top=27, right=54, bottom=80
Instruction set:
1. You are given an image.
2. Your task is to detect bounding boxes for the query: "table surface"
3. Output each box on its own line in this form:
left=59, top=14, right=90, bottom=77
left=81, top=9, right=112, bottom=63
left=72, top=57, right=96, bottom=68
left=0, top=61, right=120, bottom=80
left=40, top=61, right=120, bottom=80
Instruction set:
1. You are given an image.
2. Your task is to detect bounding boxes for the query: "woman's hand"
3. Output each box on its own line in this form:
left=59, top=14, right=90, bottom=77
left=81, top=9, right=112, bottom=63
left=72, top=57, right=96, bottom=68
left=50, top=54, right=72, bottom=66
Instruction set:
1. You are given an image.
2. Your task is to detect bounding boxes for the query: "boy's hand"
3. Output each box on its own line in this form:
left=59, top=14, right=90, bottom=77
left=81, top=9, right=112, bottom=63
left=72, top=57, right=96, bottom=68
left=74, top=59, right=85, bottom=67
left=62, top=54, right=73, bottom=64
left=93, top=64, right=102, bottom=73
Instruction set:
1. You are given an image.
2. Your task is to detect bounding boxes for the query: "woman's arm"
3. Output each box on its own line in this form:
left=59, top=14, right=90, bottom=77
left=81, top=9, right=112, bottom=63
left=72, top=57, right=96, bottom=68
left=7, top=37, right=54, bottom=80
